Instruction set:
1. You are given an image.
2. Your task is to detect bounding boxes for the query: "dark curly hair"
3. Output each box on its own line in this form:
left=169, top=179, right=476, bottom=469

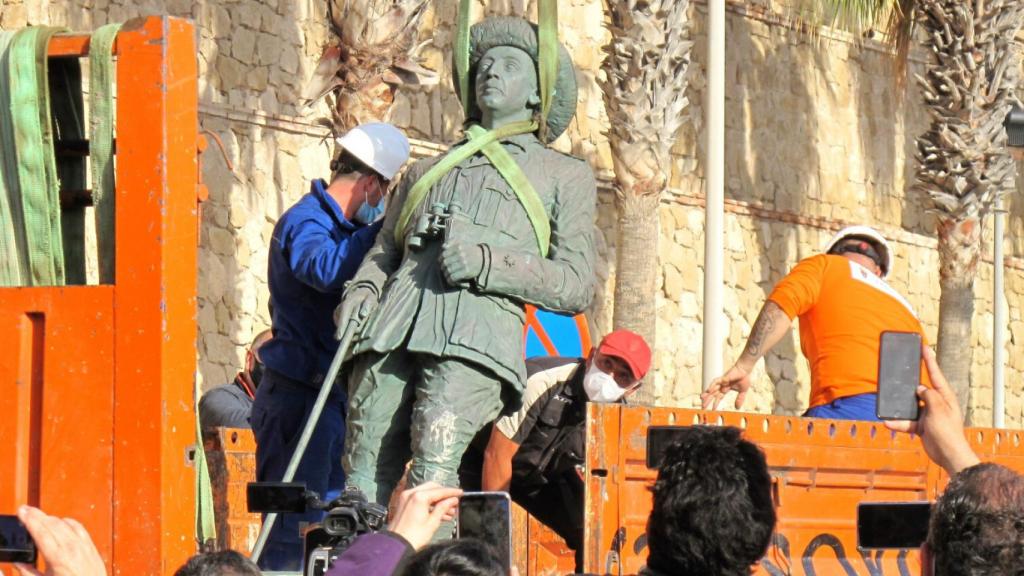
left=399, top=538, right=508, bottom=576
left=929, top=463, right=1024, bottom=576
left=173, top=550, right=261, bottom=576
left=646, top=426, right=776, bottom=576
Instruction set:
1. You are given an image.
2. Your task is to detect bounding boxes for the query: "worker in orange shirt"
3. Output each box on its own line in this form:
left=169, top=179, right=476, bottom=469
left=701, top=225, right=929, bottom=421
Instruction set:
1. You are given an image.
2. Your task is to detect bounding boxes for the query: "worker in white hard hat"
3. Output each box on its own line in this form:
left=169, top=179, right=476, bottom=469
left=702, top=225, right=931, bottom=421
left=252, top=122, right=410, bottom=570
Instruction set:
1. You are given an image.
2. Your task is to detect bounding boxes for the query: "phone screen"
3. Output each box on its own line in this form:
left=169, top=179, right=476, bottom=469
left=877, top=331, right=922, bottom=420
left=457, top=492, right=511, bottom=572
left=246, top=481, right=308, bottom=513
left=857, top=502, right=931, bottom=549
left=0, top=515, right=37, bottom=564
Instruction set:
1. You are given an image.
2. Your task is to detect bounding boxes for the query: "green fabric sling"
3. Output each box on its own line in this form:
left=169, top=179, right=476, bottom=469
left=8, top=26, right=67, bottom=286
left=394, top=120, right=551, bottom=257
left=90, top=23, right=121, bottom=284
left=0, top=31, right=25, bottom=285
left=537, top=0, right=558, bottom=139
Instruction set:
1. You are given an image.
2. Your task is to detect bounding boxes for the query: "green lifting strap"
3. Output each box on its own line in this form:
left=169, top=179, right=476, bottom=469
left=90, top=23, right=121, bottom=284
left=455, top=0, right=472, bottom=119
left=8, top=26, right=67, bottom=286
left=0, top=31, right=25, bottom=286
left=393, top=120, right=551, bottom=257
left=193, top=381, right=217, bottom=547
left=537, top=0, right=558, bottom=140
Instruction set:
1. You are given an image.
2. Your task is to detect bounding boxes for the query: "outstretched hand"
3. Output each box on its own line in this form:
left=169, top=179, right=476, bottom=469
left=884, top=345, right=979, bottom=476
left=387, top=482, right=462, bottom=551
left=14, top=506, right=106, bottom=576
left=700, top=364, right=752, bottom=410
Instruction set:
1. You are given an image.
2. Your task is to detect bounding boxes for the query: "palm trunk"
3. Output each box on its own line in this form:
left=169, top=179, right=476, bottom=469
left=613, top=191, right=660, bottom=405
left=934, top=217, right=980, bottom=420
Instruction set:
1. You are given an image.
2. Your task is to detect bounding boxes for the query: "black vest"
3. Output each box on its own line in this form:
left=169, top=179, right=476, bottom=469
left=511, top=357, right=588, bottom=490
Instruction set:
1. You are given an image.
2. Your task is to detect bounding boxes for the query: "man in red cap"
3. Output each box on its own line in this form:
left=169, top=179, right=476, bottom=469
left=460, top=329, right=651, bottom=571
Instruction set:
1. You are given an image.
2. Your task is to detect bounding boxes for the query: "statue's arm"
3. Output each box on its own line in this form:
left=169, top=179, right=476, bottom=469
left=475, top=159, right=596, bottom=313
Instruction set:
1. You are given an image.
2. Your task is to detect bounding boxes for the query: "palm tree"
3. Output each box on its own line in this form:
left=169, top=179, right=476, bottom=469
left=303, top=0, right=437, bottom=134
left=911, top=0, right=1024, bottom=416
left=599, top=0, right=693, bottom=404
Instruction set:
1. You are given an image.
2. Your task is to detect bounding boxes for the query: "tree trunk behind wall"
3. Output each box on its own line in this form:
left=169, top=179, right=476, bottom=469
left=935, top=217, right=981, bottom=421
left=613, top=191, right=660, bottom=405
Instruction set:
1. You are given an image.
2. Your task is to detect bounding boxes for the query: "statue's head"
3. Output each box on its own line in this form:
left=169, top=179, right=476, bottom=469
left=455, top=16, right=578, bottom=143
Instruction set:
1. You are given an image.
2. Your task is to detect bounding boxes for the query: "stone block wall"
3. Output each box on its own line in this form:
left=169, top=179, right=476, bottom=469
left=4, top=0, right=1023, bottom=427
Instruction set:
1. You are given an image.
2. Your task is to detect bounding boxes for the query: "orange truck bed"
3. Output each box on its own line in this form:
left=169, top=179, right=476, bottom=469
left=0, top=16, right=199, bottom=575
left=205, top=405, right=1024, bottom=576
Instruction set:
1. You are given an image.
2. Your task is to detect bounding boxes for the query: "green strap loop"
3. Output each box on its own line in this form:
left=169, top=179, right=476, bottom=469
left=394, top=121, right=550, bottom=257
left=193, top=379, right=217, bottom=546
left=0, top=31, right=25, bottom=286
left=455, top=0, right=472, bottom=119
left=537, top=0, right=558, bottom=140
left=90, top=23, right=121, bottom=284
left=9, top=27, right=66, bottom=286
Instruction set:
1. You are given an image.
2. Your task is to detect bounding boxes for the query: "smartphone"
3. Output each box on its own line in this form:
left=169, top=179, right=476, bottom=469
left=647, top=425, right=694, bottom=469
left=247, top=481, right=309, bottom=513
left=877, top=331, right=922, bottom=420
left=857, top=502, right=932, bottom=549
left=0, top=514, right=37, bottom=564
left=457, top=491, right=512, bottom=572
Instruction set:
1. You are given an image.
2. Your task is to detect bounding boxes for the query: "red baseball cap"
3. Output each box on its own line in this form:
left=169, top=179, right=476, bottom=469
left=597, top=329, right=652, bottom=380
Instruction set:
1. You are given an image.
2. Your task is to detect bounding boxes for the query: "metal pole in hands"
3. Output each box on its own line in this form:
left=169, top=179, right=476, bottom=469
left=250, top=319, right=359, bottom=564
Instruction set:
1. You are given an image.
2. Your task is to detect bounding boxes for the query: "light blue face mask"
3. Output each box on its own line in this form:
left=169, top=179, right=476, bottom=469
left=353, top=198, right=385, bottom=224
left=352, top=175, right=386, bottom=224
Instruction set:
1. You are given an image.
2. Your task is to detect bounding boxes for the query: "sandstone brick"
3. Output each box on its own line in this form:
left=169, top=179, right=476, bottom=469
left=231, top=27, right=256, bottom=62
left=208, top=228, right=236, bottom=256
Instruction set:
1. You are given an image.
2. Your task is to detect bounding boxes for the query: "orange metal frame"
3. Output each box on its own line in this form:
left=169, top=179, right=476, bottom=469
left=0, top=16, right=198, bottom=575
left=581, top=405, right=1024, bottom=576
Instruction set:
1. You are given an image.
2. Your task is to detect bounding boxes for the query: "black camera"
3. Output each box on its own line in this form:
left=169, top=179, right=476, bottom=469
left=247, top=482, right=387, bottom=576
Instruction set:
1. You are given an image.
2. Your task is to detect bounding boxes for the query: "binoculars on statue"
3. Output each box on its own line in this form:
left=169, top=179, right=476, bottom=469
left=408, top=201, right=465, bottom=250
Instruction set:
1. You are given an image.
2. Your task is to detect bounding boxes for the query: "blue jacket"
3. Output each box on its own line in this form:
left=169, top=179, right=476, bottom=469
left=260, top=179, right=382, bottom=386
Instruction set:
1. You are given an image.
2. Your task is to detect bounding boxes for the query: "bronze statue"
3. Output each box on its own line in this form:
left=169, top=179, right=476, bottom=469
left=337, top=16, right=597, bottom=507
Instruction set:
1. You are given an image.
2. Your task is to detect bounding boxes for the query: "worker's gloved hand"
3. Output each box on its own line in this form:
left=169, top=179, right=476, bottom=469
left=334, top=285, right=378, bottom=340
left=440, top=241, right=485, bottom=287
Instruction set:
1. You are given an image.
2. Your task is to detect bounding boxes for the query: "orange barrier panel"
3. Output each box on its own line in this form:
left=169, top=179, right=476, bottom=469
left=205, top=429, right=261, bottom=553
left=582, top=405, right=1024, bottom=576
left=0, top=16, right=198, bottom=575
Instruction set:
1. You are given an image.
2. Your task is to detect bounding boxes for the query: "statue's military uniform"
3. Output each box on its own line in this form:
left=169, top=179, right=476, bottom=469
left=344, top=134, right=596, bottom=503
left=342, top=15, right=597, bottom=507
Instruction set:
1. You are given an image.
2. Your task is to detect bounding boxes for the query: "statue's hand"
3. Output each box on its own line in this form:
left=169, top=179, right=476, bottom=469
left=334, top=285, right=379, bottom=339
left=440, top=241, right=484, bottom=287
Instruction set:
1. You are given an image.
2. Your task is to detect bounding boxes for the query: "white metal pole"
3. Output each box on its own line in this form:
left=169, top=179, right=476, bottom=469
left=993, top=198, right=1006, bottom=428
left=702, top=0, right=725, bottom=389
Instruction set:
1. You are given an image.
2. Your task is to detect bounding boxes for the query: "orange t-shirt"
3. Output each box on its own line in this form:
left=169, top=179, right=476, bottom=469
left=768, top=254, right=930, bottom=408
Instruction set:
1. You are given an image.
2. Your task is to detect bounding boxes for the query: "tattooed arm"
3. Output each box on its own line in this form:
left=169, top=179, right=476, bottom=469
left=700, top=300, right=792, bottom=410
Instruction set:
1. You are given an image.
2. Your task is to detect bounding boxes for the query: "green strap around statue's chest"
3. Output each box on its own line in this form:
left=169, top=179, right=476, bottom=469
left=394, top=122, right=552, bottom=257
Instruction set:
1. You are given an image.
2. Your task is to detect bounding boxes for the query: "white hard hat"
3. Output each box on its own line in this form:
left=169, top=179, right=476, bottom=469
left=825, top=225, right=892, bottom=278
left=335, top=123, right=410, bottom=180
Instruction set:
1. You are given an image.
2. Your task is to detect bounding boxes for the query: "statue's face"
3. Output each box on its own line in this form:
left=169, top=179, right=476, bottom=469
left=474, top=45, right=539, bottom=118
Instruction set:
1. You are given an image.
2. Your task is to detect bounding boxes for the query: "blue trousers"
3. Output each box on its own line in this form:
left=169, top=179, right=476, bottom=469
left=803, top=392, right=880, bottom=421
left=251, top=369, right=346, bottom=571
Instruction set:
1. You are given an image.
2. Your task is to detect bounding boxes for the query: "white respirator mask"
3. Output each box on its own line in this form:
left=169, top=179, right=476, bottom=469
left=582, top=362, right=627, bottom=403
